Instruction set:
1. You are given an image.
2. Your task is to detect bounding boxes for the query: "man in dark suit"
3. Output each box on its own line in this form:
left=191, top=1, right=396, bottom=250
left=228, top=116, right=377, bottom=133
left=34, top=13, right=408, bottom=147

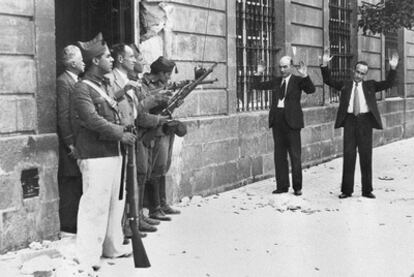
left=56, top=45, right=85, bottom=233
left=73, top=33, right=136, bottom=273
left=320, top=49, right=399, bottom=199
left=253, top=56, right=315, bottom=196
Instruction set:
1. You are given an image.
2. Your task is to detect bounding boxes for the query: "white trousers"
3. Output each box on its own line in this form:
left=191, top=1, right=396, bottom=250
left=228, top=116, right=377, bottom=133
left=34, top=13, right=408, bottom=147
left=76, top=156, right=128, bottom=267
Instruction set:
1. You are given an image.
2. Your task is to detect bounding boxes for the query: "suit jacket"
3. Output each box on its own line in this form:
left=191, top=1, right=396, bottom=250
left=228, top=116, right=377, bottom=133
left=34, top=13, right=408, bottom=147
left=56, top=71, right=80, bottom=176
left=321, top=66, right=396, bottom=129
left=73, top=72, right=124, bottom=159
left=252, top=74, right=316, bottom=129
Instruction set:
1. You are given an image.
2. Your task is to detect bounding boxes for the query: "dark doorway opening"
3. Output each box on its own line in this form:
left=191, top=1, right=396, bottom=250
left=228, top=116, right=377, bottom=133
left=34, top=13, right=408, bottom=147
left=55, top=0, right=135, bottom=74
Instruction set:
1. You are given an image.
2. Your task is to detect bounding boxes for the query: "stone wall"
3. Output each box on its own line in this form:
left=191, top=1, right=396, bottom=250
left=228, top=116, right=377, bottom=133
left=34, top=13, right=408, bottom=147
left=159, top=0, right=414, bottom=204
left=0, top=0, right=59, bottom=253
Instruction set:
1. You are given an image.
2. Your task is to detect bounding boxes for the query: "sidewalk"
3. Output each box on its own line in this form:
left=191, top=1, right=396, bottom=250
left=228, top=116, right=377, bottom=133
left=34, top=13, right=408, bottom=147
left=1, top=138, right=414, bottom=277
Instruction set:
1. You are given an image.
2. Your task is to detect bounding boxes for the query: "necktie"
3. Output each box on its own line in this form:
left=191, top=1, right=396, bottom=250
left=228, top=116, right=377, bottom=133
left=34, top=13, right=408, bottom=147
left=279, top=80, right=286, bottom=100
left=353, top=82, right=360, bottom=115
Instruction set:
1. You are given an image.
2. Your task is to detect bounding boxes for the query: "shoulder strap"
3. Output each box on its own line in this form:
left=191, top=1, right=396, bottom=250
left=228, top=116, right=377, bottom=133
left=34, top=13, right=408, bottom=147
left=82, top=79, right=118, bottom=109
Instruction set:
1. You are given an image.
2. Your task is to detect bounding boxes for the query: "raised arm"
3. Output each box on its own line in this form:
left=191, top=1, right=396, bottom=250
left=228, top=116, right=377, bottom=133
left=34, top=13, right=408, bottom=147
left=319, top=48, right=344, bottom=90
left=374, top=53, right=399, bottom=92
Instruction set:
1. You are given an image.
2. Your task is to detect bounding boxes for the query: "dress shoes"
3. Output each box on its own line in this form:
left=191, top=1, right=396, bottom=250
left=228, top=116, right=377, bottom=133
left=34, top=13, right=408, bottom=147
left=141, top=214, right=160, bottom=225
left=161, top=205, right=181, bottom=215
left=139, top=219, right=157, bottom=232
left=338, top=193, right=351, bottom=199
left=294, top=190, right=302, bottom=196
left=149, top=210, right=171, bottom=221
left=362, top=192, right=376, bottom=199
left=272, top=189, right=288, bottom=194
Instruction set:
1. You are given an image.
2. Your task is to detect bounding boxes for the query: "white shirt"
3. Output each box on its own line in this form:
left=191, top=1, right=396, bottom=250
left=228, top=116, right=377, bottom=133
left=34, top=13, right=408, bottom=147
left=277, top=74, right=292, bottom=108
left=114, top=68, right=138, bottom=119
left=347, top=81, right=369, bottom=114
left=66, top=70, right=78, bottom=82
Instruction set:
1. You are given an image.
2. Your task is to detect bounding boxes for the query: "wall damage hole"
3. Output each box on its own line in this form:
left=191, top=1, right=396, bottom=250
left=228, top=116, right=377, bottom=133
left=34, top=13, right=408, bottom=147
left=21, top=168, right=39, bottom=199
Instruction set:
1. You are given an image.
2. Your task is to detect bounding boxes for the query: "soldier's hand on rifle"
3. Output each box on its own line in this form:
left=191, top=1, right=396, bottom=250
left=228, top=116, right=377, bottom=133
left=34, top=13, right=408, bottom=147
left=153, top=93, right=170, bottom=105
left=319, top=47, right=333, bottom=66
left=159, top=89, right=173, bottom=97
left=121, top=132, right=136, bottom=145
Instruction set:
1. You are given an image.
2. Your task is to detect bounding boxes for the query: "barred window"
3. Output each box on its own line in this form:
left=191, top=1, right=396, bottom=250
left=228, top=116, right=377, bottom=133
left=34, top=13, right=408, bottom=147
left=236, top=0, right=278, bottom=112
left=385, top=31, right=400, bottom=98
left=329, top=0, right=353, bottom=103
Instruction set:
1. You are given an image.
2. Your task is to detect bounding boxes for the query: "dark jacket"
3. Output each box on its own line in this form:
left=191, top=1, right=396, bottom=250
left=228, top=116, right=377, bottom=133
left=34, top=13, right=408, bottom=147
left=73, top=72, right=124, bottom=159
left=56, top=71, right=81, bottom=176
left=321, top=66, right=396, bottom=129
left=252, top=74, right=315, bottom=129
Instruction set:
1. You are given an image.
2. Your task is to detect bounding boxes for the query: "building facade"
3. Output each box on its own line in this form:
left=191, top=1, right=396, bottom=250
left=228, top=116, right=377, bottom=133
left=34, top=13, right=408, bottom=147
left=0, top=0, right=413, bottom=252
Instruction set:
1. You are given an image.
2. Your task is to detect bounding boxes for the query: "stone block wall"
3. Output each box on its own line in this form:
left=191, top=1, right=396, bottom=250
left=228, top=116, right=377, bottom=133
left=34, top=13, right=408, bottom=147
left=0, top=0, right=59, bottom=253
left=151, top=0, right=414, bottom=204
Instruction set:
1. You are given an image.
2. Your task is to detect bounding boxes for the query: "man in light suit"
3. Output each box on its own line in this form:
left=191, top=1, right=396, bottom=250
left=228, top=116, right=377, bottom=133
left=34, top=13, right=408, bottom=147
left=106, top=43, right=168, bottom=240
left=252, top=56, right=315, bottom=196
left=320, top=49, right=399, bottom=199
left=56, top=45, right=84, bottom=233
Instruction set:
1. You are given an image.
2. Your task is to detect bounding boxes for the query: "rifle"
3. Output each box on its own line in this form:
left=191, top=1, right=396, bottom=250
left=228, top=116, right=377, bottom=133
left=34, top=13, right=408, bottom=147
left=125, top=127, right=151, bottom=268
left=141, top=63, right=218, bottom=146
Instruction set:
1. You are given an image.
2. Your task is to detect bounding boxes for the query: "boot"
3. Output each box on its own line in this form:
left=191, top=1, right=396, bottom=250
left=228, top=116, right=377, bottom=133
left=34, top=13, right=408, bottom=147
left=139, top=217, right=157, bottom=232
left=148, top=177, right=171, bottom=221
left=159, top=176, right=181, bottom=215
left=140, top=210, right=160, bottom=225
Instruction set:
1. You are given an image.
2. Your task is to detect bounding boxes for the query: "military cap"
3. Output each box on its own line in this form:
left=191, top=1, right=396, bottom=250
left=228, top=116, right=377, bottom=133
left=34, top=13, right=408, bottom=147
left=150, top=56, right=177, bottom=73
left=77, top=32, right=108, bottom=63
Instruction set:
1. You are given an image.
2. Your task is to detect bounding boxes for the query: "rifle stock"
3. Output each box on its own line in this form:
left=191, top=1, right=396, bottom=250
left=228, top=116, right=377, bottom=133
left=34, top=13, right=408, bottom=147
left=126, top=143, right=151, bottom=268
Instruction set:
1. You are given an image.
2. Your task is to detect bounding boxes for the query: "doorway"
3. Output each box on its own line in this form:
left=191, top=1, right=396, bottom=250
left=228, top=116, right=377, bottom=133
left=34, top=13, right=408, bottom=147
left=55, top=0, right=135, bottom=74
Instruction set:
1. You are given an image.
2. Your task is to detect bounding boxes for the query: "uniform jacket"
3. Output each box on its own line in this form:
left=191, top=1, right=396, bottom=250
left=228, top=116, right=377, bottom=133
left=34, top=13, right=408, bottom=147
left=321, top=66, right=396, bottom=129
left=56, top=71, right=81, bottom=176
left=73, top=72, right=124, bottom=159
left=252, top=74, right=315, bottom=129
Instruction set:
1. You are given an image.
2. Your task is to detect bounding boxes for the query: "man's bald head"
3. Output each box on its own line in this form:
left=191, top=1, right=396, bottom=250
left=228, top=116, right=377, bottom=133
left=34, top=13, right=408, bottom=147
left=279, top=55, right=293, bottom=78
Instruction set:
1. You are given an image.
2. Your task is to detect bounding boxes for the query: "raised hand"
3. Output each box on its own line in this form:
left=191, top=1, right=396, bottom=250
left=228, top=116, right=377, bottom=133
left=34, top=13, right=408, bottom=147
left=389, top=52, right=399, bottom=69
left=319, top=47, right=333, bottom=66
left=297, top=61, right=308, bottom=77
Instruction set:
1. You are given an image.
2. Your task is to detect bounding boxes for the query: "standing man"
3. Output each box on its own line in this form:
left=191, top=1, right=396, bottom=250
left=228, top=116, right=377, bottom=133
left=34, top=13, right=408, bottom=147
left=56, top=45, right=84, bottom=234
left=141, top=56, right=182, bottom=220
left=74, top=33, right=135, bottom=272
left=252, top=56, right=315, bottom=196
left=320, top=49, right=399, bottom=199
left=107, top=43, right=167, bottom=237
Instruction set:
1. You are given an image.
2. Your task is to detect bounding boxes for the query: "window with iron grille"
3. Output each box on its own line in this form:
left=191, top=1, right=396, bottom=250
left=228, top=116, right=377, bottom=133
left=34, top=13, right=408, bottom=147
left=385, top=31, right=400, bottom=98
left=236, top=0, right=278, bottom=112
left=328, top=0, right=353, bottom=103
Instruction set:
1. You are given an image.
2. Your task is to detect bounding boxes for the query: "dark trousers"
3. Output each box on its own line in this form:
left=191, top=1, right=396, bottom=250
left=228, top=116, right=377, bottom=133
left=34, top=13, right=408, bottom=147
left=272, top=108, right=302, bottom=191
left=341, top=113, right=373, bottom=195
left=58, top=175, right=82, bottom=233
left=146, top=135, right=175, bottom=213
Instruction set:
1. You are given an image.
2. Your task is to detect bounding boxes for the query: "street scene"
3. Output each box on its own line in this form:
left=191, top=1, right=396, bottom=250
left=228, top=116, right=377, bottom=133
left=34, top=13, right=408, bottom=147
left=1, top=137, right=413, bottom=277
left=1, top=0, right=414, bottom=277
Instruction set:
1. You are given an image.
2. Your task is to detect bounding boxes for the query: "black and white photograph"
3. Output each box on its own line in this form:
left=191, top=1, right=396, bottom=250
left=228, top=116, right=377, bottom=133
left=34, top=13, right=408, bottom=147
left=0, top=0, right=414, bottom=276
